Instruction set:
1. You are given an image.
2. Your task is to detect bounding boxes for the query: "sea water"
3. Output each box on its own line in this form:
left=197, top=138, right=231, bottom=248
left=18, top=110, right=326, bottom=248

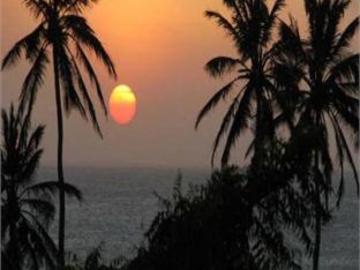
left=40, top=167, right=359, bottom=270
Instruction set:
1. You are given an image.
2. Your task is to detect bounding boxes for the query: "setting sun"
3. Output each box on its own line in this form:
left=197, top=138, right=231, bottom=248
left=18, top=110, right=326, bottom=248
left=109, top=85, right=136, bottom=125
left=2, top=0, right=359, bottom=268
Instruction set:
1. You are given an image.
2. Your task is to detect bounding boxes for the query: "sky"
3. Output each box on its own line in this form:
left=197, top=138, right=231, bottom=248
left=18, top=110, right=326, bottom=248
left=1, top=0, right=359, bottom=169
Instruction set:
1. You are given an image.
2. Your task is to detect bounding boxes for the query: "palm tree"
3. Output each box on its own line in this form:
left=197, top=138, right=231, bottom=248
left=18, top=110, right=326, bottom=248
left=2, top=0, right=117, bottom=268
left=1, top=104, right=82, bottom=270
left=272, top=1, right=359, bottom=269
left=195, top=0, right=285, bottom=167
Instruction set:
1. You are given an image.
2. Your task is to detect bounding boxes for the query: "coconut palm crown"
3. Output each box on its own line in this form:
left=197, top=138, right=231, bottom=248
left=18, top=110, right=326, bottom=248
left=2, top=0, right=117, bottom=128
left=272, top=0, right=359, bottom=269
left=196, top=0, right=286, bottom=167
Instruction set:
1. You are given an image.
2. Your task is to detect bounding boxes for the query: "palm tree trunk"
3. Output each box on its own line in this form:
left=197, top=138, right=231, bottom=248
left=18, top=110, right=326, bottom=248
left=8, top=187, right=19, bottom=270
left=8, top=226, right=19, bottom=270
left=312, top=151, right=321, bottom=270
left=53, top=46, right=66, bottom=270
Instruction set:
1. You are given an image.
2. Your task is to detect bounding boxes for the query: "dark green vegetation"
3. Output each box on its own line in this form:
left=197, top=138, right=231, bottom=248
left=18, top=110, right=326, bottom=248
left=1, top=0, right=358, bottom=270
left=2, top=0, right=117, bottom=268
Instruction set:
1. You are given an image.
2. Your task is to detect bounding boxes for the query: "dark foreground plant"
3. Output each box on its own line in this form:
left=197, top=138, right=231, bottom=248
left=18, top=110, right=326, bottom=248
left=124, top=144, right=317, bottom=270
left=1, top=105, right=82, bottom=270
left=65, top=244, right=127, bottom=270
left=272, top=1, right=359, bottom=269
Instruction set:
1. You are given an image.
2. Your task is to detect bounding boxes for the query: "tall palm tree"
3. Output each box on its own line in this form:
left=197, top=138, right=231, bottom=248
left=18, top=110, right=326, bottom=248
left=2, top=0, right=117, bottom=268
left=272, top=1, right=359, bottom=269
left=195, top=0, right=285, bottom=167
left=1, top=104, right=82, bottom=270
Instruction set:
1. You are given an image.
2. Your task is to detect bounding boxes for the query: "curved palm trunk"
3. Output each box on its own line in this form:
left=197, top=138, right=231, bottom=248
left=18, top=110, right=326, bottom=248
left=53, top=47, right=66, bottom=270
left=313, top=151, right=321, bottom=270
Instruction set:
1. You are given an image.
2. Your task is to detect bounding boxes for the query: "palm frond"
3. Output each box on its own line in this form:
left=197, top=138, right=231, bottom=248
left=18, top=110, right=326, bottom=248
left=64, top=15, right=117, bottom=78
left=66, top=46, right=103, bottom=137
left=211, top=89, right=245, bottom=166
left=2, top=23, right=45, bottom=69
left=221, top=85, right=253, bottom=166
left=21, top=149, right=43, bottom=182
left=334, top=16, right=359, bottom=56
left=76, top=43, right=107, bottom=115
left=269, top=0, right=286, bottom=22
left=262, top=0, right=286, bottom=46
left=205, top=56, right=243, bottom=78
left=59, top=0, right=98, bottom=14
left=23, top=0, right=50, bottom=18
left=23, top=238, right=41, bottom=270
left=205, top=11, right=241, bottom=48
left=56, top=45, right=87, bottom=116
left=21, top=216, right=58, bottom=269
left=24, top=125, right=45, bottom=159
left=330, top=112, right=359, bottom=195
left=195, top=77, right=241, bottom=129
left=318, top=120, right=333, bottom=185
left=331, top=97, right=359, bottom=134
left=24, top=181, right=83, bottom=201
left=19, top=46, right=49, bottom=118
left=330, top=113, right=345, bottom=207
left=21, top=198, right=56, bottom=223
left=327, top=54, right=359, bottom=84
left=18, top=106, right=32, bottom=153
left=277, top=19, right=305, bottom=62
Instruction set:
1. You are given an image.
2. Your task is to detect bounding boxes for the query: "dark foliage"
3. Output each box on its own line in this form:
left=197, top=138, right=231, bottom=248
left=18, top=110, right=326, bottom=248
left=1, top=105, right=82, bottom=270
left=124, top=140, right=323, bottom=270
left=65, top=244, right=128, bottom=270
left=272, top=1, right=359, bottom=269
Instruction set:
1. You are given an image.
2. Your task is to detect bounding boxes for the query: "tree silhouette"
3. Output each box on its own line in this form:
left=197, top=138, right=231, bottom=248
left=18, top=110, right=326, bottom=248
left=196, top=0, right=285, bottom=167
left=2, top=0, right=117, bottom=268
left=125, top=154, right=317, bottom=270
left=65, top=244, right=128, bottom=270
left=272, top=1, right=359, bottom=269
left=1, top=104, right=82, bottom=270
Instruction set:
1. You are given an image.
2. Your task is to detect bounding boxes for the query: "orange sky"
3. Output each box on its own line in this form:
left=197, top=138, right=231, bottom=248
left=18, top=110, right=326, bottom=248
left=1, top=0, right=359, bottom=168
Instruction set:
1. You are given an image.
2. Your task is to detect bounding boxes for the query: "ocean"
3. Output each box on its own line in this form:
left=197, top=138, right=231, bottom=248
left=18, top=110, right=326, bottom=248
left=40, top=167, right=359, bottom=270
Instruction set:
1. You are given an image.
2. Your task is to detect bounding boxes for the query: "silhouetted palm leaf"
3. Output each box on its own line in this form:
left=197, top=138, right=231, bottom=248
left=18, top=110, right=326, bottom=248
left=1, top=105, right=82, bottom=270
left=195, top=76, right=243, bottom=129
left=1, top=105, right=55, bottom=270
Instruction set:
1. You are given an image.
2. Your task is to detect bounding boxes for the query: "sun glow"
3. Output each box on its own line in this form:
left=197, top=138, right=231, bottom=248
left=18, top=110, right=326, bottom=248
left=109, top=85, right=136, bottom=125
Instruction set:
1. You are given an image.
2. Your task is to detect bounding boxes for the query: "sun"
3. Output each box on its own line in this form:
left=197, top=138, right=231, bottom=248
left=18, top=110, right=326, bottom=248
left=109, top=85, right=137, bottom=125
